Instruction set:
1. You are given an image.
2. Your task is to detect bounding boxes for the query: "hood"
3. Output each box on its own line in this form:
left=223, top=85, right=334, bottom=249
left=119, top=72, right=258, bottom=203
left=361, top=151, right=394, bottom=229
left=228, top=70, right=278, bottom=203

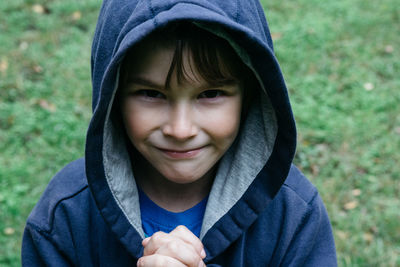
left=86, top=0, right=296, bottom=260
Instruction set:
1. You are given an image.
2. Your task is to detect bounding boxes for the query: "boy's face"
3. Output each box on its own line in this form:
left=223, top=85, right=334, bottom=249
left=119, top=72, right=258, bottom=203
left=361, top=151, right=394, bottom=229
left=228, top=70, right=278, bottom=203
left=119, top=40, right=242, bottom=185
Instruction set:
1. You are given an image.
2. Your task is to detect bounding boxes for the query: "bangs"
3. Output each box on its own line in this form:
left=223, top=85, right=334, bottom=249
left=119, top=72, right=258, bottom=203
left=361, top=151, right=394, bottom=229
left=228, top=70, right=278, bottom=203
left=164, top=23, right=243, bottom=88
left=121, top=22, right=252, bottom=89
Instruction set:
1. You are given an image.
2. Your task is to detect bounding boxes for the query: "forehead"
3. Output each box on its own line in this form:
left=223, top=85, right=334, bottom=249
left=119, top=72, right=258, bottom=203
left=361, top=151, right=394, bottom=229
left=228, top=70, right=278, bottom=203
left=124, top=40, right=176, bottom=85
left=120, top=26, right=246, bottom=91
left=123, top=44, right=214, bottom=93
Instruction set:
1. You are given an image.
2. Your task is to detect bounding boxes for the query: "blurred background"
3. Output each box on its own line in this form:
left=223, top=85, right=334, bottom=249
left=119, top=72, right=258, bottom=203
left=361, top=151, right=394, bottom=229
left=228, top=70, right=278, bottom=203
left=0, top=0, right=399, bottom=266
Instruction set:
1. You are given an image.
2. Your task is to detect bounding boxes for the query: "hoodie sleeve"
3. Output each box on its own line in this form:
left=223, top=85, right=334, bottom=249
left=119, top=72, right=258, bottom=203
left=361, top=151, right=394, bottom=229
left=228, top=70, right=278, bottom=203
left=21, top=159, right=87, bottom=266
left=22, top=223, right=72, bottom=267
left=280, top=193, right=337, bottom=267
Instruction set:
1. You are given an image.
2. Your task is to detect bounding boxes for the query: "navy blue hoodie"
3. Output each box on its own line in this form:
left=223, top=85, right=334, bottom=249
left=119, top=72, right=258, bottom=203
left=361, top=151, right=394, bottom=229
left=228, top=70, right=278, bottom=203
left=22, top=0, right=337, bottom=266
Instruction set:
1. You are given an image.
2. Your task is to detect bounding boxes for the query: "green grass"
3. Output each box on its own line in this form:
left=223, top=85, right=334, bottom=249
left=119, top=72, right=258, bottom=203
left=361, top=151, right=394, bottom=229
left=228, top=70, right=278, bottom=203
left=0, top=1, right=97, bottom=265
left=1, top=0, right=399, bottom=266
left=263, top=0, right=400, bottom=265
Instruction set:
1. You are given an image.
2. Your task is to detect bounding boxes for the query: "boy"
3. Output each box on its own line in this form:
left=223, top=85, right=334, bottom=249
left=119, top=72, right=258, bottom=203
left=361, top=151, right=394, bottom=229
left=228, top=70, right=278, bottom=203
left=22, top=0, right=337, bottom=266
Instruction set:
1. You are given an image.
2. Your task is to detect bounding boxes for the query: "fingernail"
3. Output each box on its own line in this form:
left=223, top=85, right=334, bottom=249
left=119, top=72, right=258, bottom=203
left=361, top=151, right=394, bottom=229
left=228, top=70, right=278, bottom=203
left=137, top=258, right=142, bottom=267
left=198, top=261, right=205, bottom=267
left=201, top=249, right=206, bottom=258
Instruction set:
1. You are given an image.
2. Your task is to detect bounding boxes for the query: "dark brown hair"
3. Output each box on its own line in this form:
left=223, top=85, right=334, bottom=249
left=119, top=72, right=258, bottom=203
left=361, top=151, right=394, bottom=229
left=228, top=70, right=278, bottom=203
left=119, top=22, right=256, bottom=100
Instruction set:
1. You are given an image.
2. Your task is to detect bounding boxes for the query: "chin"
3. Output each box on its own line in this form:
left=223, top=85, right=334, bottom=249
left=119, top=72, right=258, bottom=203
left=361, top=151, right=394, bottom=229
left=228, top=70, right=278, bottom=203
left=161, top=168, right=207, bottom=184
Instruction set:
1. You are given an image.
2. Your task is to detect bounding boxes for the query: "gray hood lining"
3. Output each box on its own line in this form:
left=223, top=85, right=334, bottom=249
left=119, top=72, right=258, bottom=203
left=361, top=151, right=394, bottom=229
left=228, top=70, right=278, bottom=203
left=103, top=70, right=145, bottom=237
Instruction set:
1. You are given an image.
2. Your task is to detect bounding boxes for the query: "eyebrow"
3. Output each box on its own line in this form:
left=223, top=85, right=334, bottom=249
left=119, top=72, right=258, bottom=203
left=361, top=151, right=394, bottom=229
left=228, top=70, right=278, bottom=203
left=126, top=77, right=165, bottom=90
left=126, top=76, right=238, bottom=91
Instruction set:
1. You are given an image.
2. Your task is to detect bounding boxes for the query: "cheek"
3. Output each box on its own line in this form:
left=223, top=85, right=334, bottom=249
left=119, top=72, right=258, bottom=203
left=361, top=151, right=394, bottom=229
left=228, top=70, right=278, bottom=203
left=123, top=115, right=145, bottom=142
left=121, top=101, right=154, bottom=141
left=202, top=98, right=242, bottom=143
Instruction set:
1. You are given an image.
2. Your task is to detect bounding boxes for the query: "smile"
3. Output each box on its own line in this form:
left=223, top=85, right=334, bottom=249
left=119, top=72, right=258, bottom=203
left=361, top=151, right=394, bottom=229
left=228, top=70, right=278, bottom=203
left=157, top=147, right=204, bottom=159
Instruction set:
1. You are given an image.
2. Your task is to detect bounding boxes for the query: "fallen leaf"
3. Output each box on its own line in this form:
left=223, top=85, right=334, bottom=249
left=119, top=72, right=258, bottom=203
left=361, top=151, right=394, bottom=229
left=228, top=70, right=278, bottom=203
left=352, top=189, right=362, bottom=196
left=315, top=143, right=328, bottom=151
left=71, top=11, right=82, bottom=21
left=311, top=164, right=320, bottom=176
left=38, top=99, right=56, bottom=112
left=271, top=32, right=282, bottom=41
left=364, top=233, right=374, bottom=243
left=0, top=58, right=8, bottom=73
left=19, top=41, right=29, bottom=51
left=32, top=4, right=50, bottom=14
left=336, top=230, right=349, bottom=240
left=7, top=115, right=15, bottom=126
left=356, top=167, right=367, bottom=174
left=32, top=4, right=45, bottom=14
left=33, top=65, right=43, bottom=73
left=4, top=227, right=15, bottom=235
left=344, top=201, right=358, bottom=210
left=385, top=45, right=394, bottom=54
left=369, top=226, right=378, bottom=234
left=363, top=82, right=374, bottom=91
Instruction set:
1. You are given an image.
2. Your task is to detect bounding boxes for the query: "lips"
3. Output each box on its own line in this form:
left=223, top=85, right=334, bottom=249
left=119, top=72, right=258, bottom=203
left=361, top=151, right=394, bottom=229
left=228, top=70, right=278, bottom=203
left=157, top=147, right=204, bottom=159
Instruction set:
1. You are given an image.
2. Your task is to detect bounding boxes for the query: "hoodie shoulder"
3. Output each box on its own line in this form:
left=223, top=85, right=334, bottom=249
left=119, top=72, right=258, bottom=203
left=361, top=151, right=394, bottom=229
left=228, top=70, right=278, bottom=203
left=281, top=164, right=319, bottom=205
left=26, top=158, right=89, bottom=232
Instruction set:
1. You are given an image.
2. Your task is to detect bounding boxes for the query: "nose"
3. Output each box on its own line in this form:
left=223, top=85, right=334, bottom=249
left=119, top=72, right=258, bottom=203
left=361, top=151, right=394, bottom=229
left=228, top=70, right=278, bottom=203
left=162, top=102, right=198, bottom=140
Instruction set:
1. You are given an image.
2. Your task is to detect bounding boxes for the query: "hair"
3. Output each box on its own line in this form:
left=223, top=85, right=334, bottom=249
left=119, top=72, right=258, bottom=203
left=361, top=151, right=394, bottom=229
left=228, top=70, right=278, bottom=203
left=118, top=22, right=257, bottom=108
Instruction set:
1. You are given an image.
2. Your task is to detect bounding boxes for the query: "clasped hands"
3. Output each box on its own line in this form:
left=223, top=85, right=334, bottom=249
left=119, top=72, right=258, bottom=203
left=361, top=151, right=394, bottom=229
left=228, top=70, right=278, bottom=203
left=137, top=225, right=206, bottom=267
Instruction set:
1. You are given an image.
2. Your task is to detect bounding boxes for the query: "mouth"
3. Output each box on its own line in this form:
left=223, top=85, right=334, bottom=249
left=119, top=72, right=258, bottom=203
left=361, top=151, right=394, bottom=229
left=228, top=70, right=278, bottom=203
left=157, top=147, right=205, bottom=159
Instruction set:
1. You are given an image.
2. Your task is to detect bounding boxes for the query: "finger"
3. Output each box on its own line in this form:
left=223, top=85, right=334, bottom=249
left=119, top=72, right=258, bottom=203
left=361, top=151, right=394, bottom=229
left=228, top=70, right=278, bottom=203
left=170, top=225, right=206, bottom=258
left=142, top=237, right=150, bottom=246
left=155, top=238, right=205, bottom=267
left=137, top=255, right=187, bottom=267
left=143, top=231, right=172, bottom=256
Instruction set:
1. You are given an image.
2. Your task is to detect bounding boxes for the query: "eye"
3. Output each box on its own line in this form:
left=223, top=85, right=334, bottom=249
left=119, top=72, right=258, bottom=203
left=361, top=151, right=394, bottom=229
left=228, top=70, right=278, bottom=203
left=134, top=89, right=165, bottom=99
left=198, top=90, right=225, bottom=99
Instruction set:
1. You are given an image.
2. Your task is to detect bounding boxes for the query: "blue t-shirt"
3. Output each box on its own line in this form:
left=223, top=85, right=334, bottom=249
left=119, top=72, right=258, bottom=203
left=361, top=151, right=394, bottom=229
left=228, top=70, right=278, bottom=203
left=138, top=188, right=208, bottom=238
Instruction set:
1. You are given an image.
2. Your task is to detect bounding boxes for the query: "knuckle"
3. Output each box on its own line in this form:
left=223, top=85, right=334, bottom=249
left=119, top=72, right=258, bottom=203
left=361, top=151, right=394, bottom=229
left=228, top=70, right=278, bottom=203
left=138, top=257, right=148, bottom=267
left=189, top=255, right=201, bottom=266
left=152, top=231, right=163, bottom=238
left=166, top=240, right=179, bottom=252
left=151, top=232, right=165, bottom=243
left=175, top=225, right=187, bottom=232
